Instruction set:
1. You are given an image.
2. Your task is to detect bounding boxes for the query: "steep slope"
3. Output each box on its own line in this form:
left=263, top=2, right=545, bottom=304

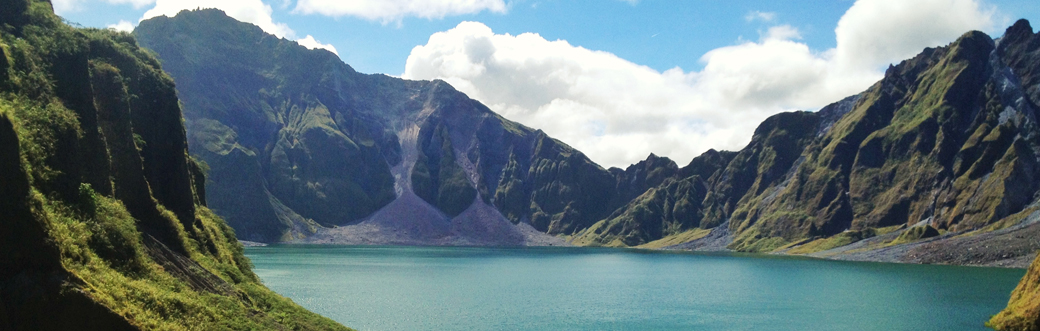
left=570, top=24, right=1040, bottom=328
left=991, top=254, right=1040, bottom=330
left=990, top=19, right=1040, bottom=331
left=0, top=1, right=348, bottom=329
left=731, top=30, right=1002, bottom=250
left=575, top=110, right=823, bottom=247
left=134, top=9, right=619, bottom=244
left=134, top=9, right=396, bottom=242
left=734, top=25, right=1040, bottom=254
left=576, top=21, right=1040, bottom=264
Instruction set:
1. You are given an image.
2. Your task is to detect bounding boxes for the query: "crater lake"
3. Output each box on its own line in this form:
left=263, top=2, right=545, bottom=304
left=246, top=246, right=1025, bottom=330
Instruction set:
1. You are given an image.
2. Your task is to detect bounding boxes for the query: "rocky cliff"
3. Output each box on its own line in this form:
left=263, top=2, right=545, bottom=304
left=134, top=9, right=624, bottom=245
left=0, top=1, right=348, bottom=329
left=575, top=21, right=1040, bottom=269
left=989, top=19, right=1040, bottom=331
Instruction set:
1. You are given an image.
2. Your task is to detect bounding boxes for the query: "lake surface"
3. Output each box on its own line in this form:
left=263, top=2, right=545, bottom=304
left=246, top=245, right=1025, bottom=331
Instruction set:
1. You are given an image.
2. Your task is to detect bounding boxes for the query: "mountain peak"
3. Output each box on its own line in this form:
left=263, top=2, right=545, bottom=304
left=1005, top=18, right=1035, bottom=41
left=954, top=30, right=995, bottom=51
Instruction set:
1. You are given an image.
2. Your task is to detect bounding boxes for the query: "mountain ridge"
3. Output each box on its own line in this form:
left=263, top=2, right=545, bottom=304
left=132, top=11, right=1040, bottom=330
left=134, top=10, right=1040, bottom=269
left=135, top=9, right=631, bottom=246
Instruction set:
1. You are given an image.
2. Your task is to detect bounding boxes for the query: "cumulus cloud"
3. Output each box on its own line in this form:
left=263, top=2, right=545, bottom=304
left=105, top=0, right=155, bottom=9
left=833, top=0, right=995, bottom=72
left=107, top=20, right=135, bottom=32
left=54, top=0, right=156, bottom=15
left=293, top=0, right=507, bottom=23
left=296, top=35, right=339, bottom=55
left=403, top=0, right=996, bottom=168
left=745, top=11, right=777, bottom=22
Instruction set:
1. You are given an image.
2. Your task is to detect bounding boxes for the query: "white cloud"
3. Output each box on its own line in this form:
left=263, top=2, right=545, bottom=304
left=141, top=0, right=295, bottom=38
left=296, top=35, right=339, bottom=55
left=105, top=0, right=155, bottom=9
left=107, top=20, right=135, bottom=32
left=763, top=25, right=801, bottom=41
left=54, top=0, right=156, bottom=15
left=833, top=0, right=995, bottom=72
left=403, top=0, right=996, bottom=168
left=50, top=0, right=82, bottom=14
left=745, top=11, right=777, bottom=22
left=293, top=0, right=507, bottom=23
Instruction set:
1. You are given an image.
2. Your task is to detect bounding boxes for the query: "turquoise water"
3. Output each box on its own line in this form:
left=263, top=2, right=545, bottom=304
left=245, top=246, right=1025, bottom=331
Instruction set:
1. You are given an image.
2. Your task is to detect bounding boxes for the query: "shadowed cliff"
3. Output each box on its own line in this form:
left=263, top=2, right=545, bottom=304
left=0, top=1, right=350, bottom=329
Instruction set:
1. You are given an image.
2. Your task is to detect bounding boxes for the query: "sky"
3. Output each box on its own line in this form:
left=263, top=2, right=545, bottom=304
left=55, top=0, right=1040, bottom=169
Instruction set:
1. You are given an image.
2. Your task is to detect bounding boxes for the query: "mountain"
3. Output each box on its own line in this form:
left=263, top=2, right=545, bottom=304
left=134, top=9, right=1040, bottom=268
left=0, top=1, right=348, bottom=329
left=568, top=21, right=1040, bottom=267
left=134, top=9, right=630, bottom=245
left=132, top=10, right=1040, bottom=326
left=990, top=20, right=1040, bottom=331
left=573, top=110, right=822, bottom=248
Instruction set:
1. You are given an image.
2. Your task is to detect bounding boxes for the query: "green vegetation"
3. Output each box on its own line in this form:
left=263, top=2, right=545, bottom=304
left=563, top=22, right=1040, bottom=290
left=413, top=124, right=477, bottom=216
left=636, top=228, right=712, bottom=249
left=786, top=229, right=877, bottom=255
left=886, top=225, right=940, bottom=246
left=572, top=175, right=709, bottom=247
left=717, top=28, right=1039, bottom=254
left=0, top=1, right=349, bottom=329
left=473, top=123, right=619, bottom=235
left=990, top=253, right=1040, bottom=330
left=133, top=9, right=397, bottom=242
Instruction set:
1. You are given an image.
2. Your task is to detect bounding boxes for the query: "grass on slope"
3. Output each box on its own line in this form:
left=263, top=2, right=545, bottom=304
left=0, top=1, right=351, bottom=329
left=637, top=228, right=712, bottom=249
left=989, top=253, right=1040, bottom=330
left=39, top=187, right=348, bottom=330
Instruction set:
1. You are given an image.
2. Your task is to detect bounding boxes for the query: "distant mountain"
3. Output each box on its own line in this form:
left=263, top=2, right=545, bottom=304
left=577, top=20, right=1040, bottom=267
left=136, top=9, right=1040, bottom=266
left=135, top=9, right=637, bottom=245
left=0, top=0, right=347, bottom=329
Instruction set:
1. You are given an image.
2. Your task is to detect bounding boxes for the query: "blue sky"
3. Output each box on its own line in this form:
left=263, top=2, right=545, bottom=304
left=54, top=0, right=1040, bottom=167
